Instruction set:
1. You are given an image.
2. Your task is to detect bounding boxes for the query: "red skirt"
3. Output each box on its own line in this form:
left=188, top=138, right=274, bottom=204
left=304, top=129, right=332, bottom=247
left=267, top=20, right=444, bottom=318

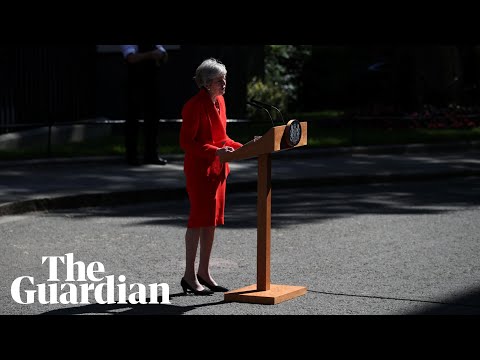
left=184, top=153, right=228, bottom=228
left=186, top=175, right=226, bottom=228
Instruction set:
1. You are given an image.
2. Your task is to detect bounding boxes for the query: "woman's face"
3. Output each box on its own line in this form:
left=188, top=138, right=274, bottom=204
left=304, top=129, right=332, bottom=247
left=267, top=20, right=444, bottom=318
left=209, top=75, right=226, bottom=97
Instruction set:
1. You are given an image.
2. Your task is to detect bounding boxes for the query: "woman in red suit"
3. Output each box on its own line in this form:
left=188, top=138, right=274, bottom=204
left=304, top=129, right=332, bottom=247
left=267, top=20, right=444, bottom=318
left=179, top=58, right=243, bottom=295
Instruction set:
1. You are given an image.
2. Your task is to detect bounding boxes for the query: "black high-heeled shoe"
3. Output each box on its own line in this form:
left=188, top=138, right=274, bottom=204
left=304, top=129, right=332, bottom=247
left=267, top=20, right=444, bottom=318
left=197, top=274, right=229, bottom=292
left=180, top=278, right=214, bottom=296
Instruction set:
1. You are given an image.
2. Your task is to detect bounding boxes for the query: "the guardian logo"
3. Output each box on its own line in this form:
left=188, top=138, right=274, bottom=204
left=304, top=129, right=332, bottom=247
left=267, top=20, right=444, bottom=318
left=11, top=253, right=171, bottom=305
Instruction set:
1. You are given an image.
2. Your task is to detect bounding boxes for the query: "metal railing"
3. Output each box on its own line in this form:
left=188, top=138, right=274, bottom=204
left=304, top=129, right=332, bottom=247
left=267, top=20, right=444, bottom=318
left=0, top=46, right=96, bottom=136
left=0, top=118, right=250, bottom=157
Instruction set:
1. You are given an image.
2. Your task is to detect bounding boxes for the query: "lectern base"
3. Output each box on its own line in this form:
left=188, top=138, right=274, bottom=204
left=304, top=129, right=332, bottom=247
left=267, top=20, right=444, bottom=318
left=224, top=284, right=307, bottom=305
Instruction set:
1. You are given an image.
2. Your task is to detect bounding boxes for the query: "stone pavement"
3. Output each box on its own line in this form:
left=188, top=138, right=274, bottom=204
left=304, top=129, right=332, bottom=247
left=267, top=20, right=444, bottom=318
left=1, top=142, right=480, bottom=216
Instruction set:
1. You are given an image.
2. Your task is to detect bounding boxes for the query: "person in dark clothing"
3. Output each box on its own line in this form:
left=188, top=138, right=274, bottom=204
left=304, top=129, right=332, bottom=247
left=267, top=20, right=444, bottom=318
left=121, top=45, right=168, bottom=165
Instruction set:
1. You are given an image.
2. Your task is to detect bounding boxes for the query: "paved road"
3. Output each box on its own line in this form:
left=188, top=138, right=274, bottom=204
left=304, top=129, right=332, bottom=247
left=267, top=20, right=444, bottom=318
left=2, top=143, right=480, bottom=316
left=2, top=146, right=480, bottom=215
left=2, top=177, right=480, bottom=315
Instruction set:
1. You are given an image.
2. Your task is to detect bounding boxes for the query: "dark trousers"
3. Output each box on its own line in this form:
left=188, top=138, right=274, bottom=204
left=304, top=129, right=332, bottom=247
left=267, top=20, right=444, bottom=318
left=125, top=63, right=160, bottom=162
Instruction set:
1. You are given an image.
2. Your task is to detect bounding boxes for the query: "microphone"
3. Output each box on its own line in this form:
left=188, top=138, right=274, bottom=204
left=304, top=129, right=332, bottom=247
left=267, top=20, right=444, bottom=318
left=246, top=100, right=275, bottom=128
left=249, top=99, right=285, bottom=125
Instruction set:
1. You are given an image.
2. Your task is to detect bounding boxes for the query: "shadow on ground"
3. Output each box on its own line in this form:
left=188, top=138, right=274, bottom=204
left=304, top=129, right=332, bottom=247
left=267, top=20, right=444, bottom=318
left=42, top=176, right=480, bottom=230
left=408, top=287, right=480, bottom=315
left=40, top=293, right=225, bottom=315
left=307, top=287, right=480, bottom=315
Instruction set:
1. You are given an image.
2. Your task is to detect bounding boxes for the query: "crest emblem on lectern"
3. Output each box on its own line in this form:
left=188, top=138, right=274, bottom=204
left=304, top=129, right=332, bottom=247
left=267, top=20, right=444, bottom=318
left=285, top=119, right=302, bottom=147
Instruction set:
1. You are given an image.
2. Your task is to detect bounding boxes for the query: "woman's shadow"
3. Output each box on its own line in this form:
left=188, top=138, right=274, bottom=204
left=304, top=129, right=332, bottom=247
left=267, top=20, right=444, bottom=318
left=39, top=292, right=225, bottom=315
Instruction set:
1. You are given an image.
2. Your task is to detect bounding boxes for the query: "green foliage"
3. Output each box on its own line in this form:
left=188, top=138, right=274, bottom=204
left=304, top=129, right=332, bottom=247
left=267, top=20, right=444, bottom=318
left=247, top=77, right=287, bottom=122
left=247, top=45, right=312, bottom=121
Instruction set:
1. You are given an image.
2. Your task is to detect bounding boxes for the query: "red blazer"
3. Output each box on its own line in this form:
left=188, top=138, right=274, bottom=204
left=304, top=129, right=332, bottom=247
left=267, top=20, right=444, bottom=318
left=180, top=88, right=243, bottom=183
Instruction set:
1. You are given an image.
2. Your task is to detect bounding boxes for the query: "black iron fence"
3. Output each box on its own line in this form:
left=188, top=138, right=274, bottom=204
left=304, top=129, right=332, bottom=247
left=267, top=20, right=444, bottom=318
left=0, top=46, right=96, bottom=133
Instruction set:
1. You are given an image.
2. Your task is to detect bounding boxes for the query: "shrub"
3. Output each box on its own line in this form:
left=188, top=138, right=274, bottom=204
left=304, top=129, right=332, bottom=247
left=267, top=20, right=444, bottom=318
left=246, top=45, right=312, bottom=122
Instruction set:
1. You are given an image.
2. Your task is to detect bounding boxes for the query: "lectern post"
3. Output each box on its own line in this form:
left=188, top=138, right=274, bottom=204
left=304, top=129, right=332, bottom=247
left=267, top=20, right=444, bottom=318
left=257, top=153, right=271, bottom=291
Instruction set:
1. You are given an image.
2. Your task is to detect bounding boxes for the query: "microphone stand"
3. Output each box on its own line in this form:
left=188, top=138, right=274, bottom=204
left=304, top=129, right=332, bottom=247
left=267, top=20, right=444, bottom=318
left=249, top=99, right=286, bottom=125
left=246, top=101, right=276, bottom=128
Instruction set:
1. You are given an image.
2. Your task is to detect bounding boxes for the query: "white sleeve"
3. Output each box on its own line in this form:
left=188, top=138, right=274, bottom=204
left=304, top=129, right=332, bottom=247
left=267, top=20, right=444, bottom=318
left=155, top=45, right=167, bottom=53
left=120, top=45, right=138, bottom=58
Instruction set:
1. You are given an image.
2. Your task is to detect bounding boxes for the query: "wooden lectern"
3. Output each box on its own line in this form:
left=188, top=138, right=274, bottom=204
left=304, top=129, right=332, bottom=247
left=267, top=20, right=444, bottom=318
left=219, top=120, right=308, bottom=305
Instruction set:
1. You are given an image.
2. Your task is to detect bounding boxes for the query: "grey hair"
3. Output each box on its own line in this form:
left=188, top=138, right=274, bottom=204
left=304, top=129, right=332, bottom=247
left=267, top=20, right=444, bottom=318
left=193, top=58, right=227, bottom=89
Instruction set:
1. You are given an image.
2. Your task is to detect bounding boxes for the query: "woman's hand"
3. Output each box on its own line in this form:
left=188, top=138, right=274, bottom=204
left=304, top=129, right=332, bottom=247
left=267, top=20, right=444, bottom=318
left=216, top=146, right=235, bottom=156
